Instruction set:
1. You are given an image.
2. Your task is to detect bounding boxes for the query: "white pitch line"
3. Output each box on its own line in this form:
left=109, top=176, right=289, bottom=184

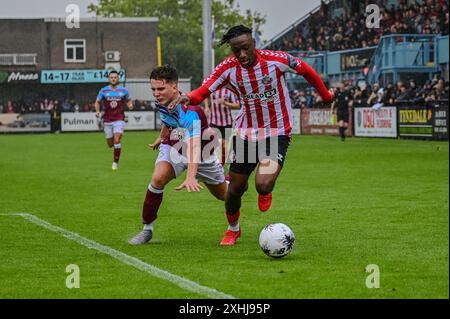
left=0, top=213, right=235, bottom=299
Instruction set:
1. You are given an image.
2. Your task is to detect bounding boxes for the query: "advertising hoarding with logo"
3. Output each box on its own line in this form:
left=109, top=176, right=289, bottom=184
left=433, top=103, right=449, bottom=140
left=0, top=71, right=40, bottom=84
left=301, top=108, right=352, bottom=136
left=354, top=107, right=397, bottom=138
left=0, top=113, right=51, bottom=132
left=41, top=69, right=126, bottom=84
left=398, top=105, right=434, bottom=139
left=61, top=112, right=155, bottom=132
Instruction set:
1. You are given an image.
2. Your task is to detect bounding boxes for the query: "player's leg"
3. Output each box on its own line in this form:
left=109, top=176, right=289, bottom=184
left=337, top=110, right=347, bottom=141
left=255, top=135, right=290, bottom=212
left=220, top=136, right=257, bottom=245
left=129, top=161, right=176, bottom=245
left=196, top=155, right=227, bottom=201
left=205, top=182, right=227, bottom=201
left=129, top=144, right=182, bottom=245
left=104, top=122, right=114, bottom=148
left=255, top=160, right=282, bottom=212
left=144, top=161, right=176, bottom=224
left=111, top=121, right=125, bottom=169
left=220, top=171, right=250, bottom=245
left=106, top=138, right=114, bottom=148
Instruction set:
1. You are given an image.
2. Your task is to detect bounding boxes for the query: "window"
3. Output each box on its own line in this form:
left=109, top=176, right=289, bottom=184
left=64, top=39, right=86, bottom=63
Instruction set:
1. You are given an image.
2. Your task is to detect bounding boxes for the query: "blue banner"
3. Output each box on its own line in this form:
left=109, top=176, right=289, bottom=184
left=41, top=69, right=126, bottom=84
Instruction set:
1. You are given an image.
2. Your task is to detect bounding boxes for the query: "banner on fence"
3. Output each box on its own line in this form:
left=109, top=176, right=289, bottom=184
left=301, top=108, right=352, bottom=136
left=433, top=103, right=449, bottom=140
left=354, top=107, right=397, bottom=137
left=398, top=105, right=434, bottom=138
left=0, top=113, right=51, bottom=132
left=61, top=112, right=155, bottom=132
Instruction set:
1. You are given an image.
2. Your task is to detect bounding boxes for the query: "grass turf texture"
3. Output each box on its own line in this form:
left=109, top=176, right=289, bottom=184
left=0, top=132, right=448, bottom=299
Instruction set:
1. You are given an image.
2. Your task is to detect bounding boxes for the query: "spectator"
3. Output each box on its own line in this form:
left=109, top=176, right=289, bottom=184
left=7, top=101, right=14, bottom=113
left=268, top=0, right=446, bottom=53
left=290, top=79, right=449, bottom=108
left=62, top=99, right=72, bottom=112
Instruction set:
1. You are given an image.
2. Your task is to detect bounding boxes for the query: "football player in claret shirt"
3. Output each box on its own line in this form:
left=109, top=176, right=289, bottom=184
left=204, top=87, right=240, bottom=166
left=128, top=65, right=227, bottom=245
left=170, top=25, right=335, bottom=245
left=95, top=70, right=133, bottom=170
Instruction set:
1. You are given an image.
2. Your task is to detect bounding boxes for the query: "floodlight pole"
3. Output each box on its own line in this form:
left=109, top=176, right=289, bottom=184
left=202, top=0, right=212, bottom=80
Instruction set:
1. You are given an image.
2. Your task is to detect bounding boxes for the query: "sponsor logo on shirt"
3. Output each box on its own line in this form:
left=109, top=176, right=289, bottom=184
left=243, top=88, right=277, bottom=100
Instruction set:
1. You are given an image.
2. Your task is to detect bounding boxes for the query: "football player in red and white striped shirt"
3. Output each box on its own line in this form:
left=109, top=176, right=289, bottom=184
left=205, top=87, right=240, bottom=166
left=170, top=25, right=334, bottom=245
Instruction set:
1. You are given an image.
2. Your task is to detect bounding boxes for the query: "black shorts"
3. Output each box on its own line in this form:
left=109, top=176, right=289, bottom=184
left=210, top=124, right=233, bottom=140
left=229, top=135, right=291, bottom=176
left=337, top=108, right=349, bottom=122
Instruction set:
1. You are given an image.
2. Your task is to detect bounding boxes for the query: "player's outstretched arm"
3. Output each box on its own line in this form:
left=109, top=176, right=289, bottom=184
left=175, top=136, right=203, bottom=193
left=149, top=125, right=169, bottom=150
left=94, top=100, right=101, bottom=118
left=284, top=54, right=334, bottom=104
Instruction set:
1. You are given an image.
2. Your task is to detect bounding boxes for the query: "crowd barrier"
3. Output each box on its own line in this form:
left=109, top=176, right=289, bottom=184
left=1, top=103, right=447, bottom=141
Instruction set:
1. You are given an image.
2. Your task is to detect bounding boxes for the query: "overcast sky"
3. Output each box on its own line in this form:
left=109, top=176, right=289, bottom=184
left=0, top=0, right=321, bottom=41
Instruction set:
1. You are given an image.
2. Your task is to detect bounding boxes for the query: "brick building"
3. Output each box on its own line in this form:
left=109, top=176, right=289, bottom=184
left=0, top=17, right=159, bottom=107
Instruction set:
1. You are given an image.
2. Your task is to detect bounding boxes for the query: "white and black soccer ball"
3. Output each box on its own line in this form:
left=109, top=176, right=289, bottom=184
left=259, top=223, right=295, bottom=258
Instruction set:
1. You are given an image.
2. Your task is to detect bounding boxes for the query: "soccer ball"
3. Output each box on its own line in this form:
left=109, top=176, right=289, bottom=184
left=259, top=223, right=295, bottom=258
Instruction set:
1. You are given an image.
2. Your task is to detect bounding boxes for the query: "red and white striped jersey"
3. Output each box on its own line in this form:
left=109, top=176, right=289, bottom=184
left=196, top=50, right=331, bottom=141
left=209, top=88, right=238, bottom=127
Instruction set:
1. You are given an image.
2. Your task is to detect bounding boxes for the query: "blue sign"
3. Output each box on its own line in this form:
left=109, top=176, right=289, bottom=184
left=41, top=69, right=126, bottom=84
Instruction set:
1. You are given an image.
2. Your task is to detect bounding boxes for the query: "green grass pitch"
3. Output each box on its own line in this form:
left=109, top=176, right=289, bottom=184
left=0, top=131, right=448, bottom=298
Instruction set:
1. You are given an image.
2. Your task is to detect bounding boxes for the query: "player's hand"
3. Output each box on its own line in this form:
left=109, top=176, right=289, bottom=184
left=217, top=98, right=226, bottom=105
left=175, top=177, right=203, bottom=192
left=95, top=111, right=101, bottom=118
left=168, top=93, right=190, bottom=112
left=149, top=138, right=161, bottom=150
left=329, top=88, right=336, bottom=100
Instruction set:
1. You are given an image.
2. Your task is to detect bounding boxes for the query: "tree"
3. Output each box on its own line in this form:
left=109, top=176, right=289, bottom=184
left=88, top=0, right=265, bottom=86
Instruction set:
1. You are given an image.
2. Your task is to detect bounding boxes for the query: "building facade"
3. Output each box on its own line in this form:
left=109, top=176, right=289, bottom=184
left=0, top=17, right=159, bottom=109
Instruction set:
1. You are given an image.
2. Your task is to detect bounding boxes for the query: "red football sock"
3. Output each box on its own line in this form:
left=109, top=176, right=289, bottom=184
left=114, top=144, right=121, bottom=163
left=142, top=184, right=164, bottom=224
left=226, top=210, right=240, bottom=227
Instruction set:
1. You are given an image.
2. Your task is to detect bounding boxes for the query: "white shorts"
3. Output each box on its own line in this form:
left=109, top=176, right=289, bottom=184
left=156, top=144, right=225, bottom=185
left=104, top=120, right=125, bottom=139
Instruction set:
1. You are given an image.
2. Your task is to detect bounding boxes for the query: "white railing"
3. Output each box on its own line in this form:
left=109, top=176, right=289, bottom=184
left=0, top=54, right=37, bottom=65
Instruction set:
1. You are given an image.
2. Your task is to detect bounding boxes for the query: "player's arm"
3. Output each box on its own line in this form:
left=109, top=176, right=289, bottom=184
left=203, top=97, right=211, bottom=117
left=282, top=54, right=334, bottom=103
left=175, top=114, right=203, bottom=192
left=125, top=90, right=133, bottom=110
left=149, top=124, right=169, bottom=150
left=94, top=100, right=100, bottom=117
left=168, top=62, right=230, bottom=109
left=95, top=90, right=104, bottom=117
left=175, top=135, right=203, bottom=192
